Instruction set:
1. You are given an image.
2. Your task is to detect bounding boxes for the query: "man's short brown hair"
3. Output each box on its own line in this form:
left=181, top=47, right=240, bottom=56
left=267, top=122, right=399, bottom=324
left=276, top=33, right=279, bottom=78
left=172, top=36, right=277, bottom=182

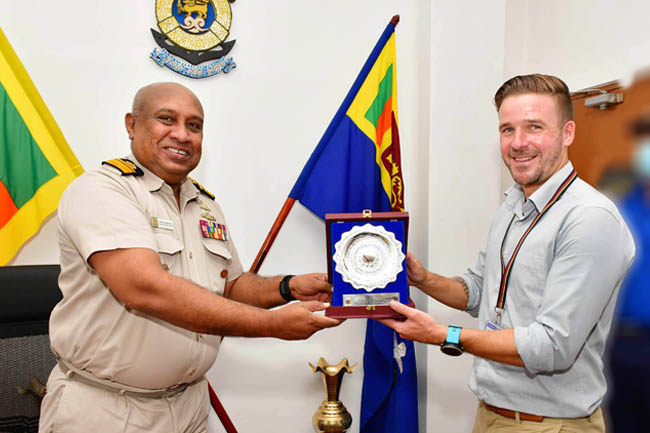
left=494, top=74, right=573, bottom=124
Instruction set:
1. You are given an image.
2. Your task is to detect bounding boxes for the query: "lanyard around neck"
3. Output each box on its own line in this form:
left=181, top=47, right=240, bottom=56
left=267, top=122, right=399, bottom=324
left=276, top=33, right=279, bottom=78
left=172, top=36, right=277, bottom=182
left=495, top=168, right=578, bottom=323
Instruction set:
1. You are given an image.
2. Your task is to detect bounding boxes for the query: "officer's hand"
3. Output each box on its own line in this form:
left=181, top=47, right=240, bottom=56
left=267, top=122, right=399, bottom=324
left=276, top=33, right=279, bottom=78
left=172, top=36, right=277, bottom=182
left=290, top=273, right=332, bottom=303
left=271, top=301, right=341, bottom=340
left=406, top=252, right=428, bottom=287
left=377, top=300, right=445, bottom=345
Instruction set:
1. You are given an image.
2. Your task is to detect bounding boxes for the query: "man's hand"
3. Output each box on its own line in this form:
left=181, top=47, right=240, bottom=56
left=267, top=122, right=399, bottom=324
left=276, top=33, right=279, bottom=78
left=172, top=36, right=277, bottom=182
left=290, top=273, right=332, bottom=302
left=270, top=301, right=342, bottom=340
left=377, top=300, right=446, bottom=345
left=406, top=252, right=428, bottom=287
left=379, top=301, right=525, bottom=366
left=403, top=253, right=470, bottom=311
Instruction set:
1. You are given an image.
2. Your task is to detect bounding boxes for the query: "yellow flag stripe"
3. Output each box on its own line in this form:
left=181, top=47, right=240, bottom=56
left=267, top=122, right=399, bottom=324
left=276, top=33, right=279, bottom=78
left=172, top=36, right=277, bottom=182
left=0, top=28, right=83, bottom=177
left=346, top=33, right=398, bottom=143
left=346, top=33, right=398, bottom=199
left=0, top=173, right=75, bottom=264
left=0, top=28, right=83, bottom=264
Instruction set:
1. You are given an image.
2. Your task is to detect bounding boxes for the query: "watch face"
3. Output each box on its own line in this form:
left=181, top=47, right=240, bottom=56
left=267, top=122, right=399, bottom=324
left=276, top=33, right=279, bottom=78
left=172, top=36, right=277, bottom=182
left=440, top=342, right=463, bottom=356
left=332, top=223, right=405, bottom=292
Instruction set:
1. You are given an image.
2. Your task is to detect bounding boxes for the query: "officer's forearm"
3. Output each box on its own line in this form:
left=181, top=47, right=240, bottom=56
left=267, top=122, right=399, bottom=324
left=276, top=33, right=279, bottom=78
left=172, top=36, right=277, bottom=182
left=226, top=272, right=285, bottom=308
left=90, top=247, right=278, bottom=336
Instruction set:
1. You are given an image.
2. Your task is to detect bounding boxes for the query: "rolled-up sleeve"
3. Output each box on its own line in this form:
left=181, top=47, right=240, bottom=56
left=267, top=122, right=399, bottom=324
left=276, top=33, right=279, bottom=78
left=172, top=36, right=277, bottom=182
left=515, top=206, right=634, bottom=374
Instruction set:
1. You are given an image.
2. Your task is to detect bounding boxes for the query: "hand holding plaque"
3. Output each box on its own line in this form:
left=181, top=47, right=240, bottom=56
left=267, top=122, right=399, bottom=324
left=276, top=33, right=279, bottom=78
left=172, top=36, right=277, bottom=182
left=325, top=211, right=411, bottom=319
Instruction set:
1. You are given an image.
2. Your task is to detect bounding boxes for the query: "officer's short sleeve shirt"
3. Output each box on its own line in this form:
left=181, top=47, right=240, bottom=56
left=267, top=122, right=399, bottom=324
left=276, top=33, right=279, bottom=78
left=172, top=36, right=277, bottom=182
left=49, top=155, right=243, bottom=390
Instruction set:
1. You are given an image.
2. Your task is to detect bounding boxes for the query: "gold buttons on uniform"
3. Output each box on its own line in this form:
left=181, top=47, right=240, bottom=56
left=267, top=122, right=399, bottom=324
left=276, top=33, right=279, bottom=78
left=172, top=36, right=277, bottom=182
left=220, top=269, right=228, bottom=279
left=189, top=252, right=193, bottom=259
left=161, top=262, right=169, bottom=271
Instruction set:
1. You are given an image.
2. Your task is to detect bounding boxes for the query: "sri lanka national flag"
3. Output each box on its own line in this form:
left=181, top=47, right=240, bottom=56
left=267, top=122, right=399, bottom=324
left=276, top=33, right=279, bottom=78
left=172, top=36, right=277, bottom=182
left=0, top=28, right=83, bottom=265
left=288, top=18, right=418, bottom=433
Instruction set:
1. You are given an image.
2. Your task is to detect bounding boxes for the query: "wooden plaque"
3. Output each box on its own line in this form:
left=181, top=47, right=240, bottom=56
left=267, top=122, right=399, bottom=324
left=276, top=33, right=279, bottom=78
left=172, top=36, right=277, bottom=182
left=325, top=211, right=411, bottom=319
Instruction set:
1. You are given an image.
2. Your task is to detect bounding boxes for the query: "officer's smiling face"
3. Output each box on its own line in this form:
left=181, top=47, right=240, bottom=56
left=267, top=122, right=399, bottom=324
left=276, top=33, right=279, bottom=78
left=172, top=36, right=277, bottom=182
left=126, top=83, right=204, bottom=187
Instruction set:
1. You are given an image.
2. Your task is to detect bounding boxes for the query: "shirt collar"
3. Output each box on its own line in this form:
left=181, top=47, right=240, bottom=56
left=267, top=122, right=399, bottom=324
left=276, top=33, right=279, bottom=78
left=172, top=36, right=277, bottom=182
left=128, top=154, right=199, bottom=202
left=504, top=161, right=574, bottom=216
left=527, top=161, right=574, bottom=212
left=128, top=154, right=163, bottom=192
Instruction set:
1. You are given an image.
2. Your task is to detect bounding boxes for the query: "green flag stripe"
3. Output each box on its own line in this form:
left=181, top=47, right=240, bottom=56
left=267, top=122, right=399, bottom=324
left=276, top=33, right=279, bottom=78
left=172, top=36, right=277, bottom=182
left=364, top=64, right=393, bottom=128
left=0, top=82, right=57, bottom=208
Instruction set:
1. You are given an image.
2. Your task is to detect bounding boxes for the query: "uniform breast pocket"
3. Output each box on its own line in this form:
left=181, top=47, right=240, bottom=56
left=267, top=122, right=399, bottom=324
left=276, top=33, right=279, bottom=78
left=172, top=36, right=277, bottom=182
left=154, top=233, right=184, bottom=274
left=201, top=239, right=232, bottom=295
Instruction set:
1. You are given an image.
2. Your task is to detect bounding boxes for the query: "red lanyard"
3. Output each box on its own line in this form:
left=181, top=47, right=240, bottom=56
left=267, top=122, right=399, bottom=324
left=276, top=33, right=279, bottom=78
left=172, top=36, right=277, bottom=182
left=495, top=169, right=578, bottom=324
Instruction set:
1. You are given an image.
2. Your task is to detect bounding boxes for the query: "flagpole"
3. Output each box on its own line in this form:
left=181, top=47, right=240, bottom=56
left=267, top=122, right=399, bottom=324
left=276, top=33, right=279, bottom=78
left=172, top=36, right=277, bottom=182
left=209, top=382, right=238, bottom=433
left=211, top=199, right=297, bottom=432
left=249, top=197, right=296, bottom=273
left=207, top=197, right=291, bottom=432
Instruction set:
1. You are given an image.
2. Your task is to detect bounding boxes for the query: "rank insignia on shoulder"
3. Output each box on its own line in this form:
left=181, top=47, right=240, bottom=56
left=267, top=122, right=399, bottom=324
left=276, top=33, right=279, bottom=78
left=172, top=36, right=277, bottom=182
left=102, top=158, right=144, bottom=176
left=200, top=219, right=228, bottom=240
left=189, top=177, right=215, bottom=200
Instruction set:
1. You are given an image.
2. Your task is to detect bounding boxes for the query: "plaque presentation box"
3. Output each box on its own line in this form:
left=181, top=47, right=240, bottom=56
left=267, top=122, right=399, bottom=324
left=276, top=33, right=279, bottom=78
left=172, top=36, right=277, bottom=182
left=325, top=211, right=410, bottom=319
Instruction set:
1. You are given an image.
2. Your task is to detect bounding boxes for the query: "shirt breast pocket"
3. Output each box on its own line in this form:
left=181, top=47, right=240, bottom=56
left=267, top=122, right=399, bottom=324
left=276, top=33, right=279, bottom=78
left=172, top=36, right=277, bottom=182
left=510, top=248, right=549, bottom=308
left=154, top=233, right=184, bottom=274
left=201, top=239, right=232, bottom=295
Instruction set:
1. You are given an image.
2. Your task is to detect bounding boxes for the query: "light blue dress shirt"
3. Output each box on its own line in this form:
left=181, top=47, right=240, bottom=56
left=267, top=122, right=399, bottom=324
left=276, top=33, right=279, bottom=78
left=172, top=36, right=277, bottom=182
left=462, top=162, right=635, bottom=418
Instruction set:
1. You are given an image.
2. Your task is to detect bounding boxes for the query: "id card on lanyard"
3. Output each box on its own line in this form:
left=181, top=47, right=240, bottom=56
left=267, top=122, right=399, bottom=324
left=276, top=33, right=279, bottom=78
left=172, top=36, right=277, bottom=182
left=491, top=168, right=578, bottom=329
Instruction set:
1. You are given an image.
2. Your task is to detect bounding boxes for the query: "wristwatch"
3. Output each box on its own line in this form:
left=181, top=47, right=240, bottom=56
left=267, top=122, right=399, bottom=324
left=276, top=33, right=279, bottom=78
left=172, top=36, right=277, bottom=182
left=279, top=275, right=296, bottom=302
left=440, top=325, right=464, bottom=356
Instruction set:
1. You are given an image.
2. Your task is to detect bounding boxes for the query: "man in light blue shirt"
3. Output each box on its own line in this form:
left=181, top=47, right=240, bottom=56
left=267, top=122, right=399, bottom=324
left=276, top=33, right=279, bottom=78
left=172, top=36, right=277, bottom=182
left=380, top=74, right=635, bottom=432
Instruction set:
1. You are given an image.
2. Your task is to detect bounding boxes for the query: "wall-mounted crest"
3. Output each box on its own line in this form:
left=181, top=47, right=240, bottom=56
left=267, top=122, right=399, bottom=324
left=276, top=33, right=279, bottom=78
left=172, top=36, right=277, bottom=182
left=150, top=0, right=237, bottom=79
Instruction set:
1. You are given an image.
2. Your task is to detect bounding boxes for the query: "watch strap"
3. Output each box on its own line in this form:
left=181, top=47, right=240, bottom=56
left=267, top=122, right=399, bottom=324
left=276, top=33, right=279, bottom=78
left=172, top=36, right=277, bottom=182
left=440, top=325, right=464, bottom=356
left=279, top=275, right=295, bottom=302
left=447, top=325, right=461, bottom=344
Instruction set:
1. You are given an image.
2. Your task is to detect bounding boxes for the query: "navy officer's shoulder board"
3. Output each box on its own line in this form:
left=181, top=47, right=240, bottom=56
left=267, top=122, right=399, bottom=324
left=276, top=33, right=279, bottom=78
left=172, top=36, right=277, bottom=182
left=102, top=158, right=144, bottom=176
left=188, top=177, right=215, bottom=200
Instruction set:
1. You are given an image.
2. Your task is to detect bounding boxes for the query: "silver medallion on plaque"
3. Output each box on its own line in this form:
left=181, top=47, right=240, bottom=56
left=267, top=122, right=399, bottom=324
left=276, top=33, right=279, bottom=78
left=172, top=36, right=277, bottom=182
left=332, top=223, right=405, bottom=302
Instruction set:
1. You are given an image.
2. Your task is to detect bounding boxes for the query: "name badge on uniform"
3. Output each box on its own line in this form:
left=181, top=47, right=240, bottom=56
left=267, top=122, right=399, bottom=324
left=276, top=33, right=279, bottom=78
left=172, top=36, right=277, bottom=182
left=486, top=321, right=502, bottom=331
left=150, top=216, right=174, bottom=231
left=200, top=219, right=229, bottom=240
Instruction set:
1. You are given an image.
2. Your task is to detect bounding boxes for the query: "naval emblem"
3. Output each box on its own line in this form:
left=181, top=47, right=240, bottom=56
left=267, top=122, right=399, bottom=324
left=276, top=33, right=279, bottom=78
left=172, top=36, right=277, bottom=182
left=150, top=0, right=237, bottom=79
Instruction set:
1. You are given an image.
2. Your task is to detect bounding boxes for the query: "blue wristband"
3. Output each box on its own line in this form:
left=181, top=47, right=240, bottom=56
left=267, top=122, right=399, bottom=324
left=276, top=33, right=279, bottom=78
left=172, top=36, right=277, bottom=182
left=447, top=325, right=461, bottom=344
left=440, top=325, right=463, bottom=356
